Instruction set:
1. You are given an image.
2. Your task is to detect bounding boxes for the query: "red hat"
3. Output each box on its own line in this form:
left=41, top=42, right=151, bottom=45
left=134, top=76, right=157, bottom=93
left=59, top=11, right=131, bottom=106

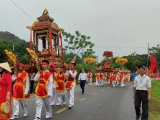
left=42, top=60, right=49, bottom=65
left=70, top=63, right=75, bottom=67
left=19, top=63, right=25, bottom=67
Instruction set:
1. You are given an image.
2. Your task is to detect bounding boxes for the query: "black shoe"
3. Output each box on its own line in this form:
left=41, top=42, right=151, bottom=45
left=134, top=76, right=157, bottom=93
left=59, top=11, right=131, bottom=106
left=136, top=113, right=141, bottom=120
left=82, top=91, right=84, bottom=94
left=69, top=107, right=71, bottom=109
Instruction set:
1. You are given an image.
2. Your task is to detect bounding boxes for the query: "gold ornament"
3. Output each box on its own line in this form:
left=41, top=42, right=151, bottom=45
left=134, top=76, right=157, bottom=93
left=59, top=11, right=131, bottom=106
left=26, top=48, right=40, bottom=71
left=4, top=49, right=18, bottom=71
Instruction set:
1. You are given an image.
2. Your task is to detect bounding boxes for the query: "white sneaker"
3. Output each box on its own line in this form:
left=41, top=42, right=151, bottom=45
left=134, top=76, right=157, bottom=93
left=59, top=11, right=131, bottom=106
left=45, top=115, right=52, bottom=119
left=34, top=117, right=40, bottom=120
left=10, top=115, right=18, bottom=119
left=63, top=102, right=66, bottom=105
left=24, top=111, right=28, bottom=117
left=56, top=104, right=61, bottom=106
left=50, top=102, right=55, bottom=105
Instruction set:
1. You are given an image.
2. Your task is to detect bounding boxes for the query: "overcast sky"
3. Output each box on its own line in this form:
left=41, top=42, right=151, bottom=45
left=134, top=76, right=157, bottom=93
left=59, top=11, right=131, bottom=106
left=1, top=0, right=160, bottom=61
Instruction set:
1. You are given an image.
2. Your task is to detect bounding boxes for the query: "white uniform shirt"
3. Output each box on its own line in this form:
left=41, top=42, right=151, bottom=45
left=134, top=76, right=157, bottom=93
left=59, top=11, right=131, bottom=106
left=30, top=73, right=35, bottom=81
left=34, top=71, right=53, bottom=96
left=78, top=72, right=87, bottom=81
left=134, top=74, right=151, bottom=91
left=69, top=70, right=77, bottom=79
left=65, top=70, right=70, bottom=80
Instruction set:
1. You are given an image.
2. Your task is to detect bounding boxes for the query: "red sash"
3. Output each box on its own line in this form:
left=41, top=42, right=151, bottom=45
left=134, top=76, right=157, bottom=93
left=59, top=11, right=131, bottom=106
left=66, top=81, right=73, bottom=90
left=99, top=73, right=103, bottom=79
left=66, top=70, right=76, bottom=89
left=56, top=73, right=66, bottom=92
left=67, top=70, right=76, bottom=81
left=96, top=74, right=100, bottom=80
left=35, top=71, right=51, bottom=98
left=111, top=74, right=116, bottom=82
left=13, top=71, right=28, bottom=100
left=120, top=73, right=125, bottom=82
left=87, top=73, right=92, bottom=79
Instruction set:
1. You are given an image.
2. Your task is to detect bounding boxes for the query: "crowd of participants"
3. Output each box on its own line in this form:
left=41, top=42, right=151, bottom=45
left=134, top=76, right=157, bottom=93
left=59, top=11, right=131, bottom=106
left=0, top=60, right=77, bottom=120
left=1, top=60, right=156, bottom=120
left=94, top=69, right=132, bottom=87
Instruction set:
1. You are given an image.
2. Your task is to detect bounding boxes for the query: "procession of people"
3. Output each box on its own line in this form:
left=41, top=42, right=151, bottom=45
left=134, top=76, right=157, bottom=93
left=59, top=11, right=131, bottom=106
left=0, top=57, right=153, bottom=120
left=0, top=35, right=152, bottom=120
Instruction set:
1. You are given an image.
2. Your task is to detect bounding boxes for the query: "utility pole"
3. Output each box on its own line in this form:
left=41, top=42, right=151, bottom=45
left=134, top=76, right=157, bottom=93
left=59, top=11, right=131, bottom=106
left=13, top=43, right=15, bottom=51
left=147, top=43, right=149, bottom=68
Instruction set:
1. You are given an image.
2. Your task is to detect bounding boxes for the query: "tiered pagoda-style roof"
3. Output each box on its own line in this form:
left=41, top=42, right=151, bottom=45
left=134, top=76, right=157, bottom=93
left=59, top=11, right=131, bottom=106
left=28, top=9, right=64, bottom=69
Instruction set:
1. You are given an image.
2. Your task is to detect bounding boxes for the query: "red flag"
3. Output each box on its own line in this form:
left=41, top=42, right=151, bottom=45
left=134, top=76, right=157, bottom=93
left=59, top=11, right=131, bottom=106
left=149, top=54, right=157, bottom=73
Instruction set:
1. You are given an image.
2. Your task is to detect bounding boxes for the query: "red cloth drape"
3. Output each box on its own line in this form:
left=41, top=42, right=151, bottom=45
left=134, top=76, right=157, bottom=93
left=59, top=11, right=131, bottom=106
left=149, top=54, right=157, bottom=73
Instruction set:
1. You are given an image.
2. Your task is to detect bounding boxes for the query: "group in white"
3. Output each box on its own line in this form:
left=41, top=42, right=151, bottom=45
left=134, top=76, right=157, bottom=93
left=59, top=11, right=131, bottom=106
left=95, top=70, right=131, bottom=87
left=10, top=61, right=132, bottom=120
left=10, top=61, right=77, bottom=120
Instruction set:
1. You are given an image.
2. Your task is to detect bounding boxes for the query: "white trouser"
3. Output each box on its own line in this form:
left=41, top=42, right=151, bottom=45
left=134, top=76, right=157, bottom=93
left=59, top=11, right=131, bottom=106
left=88, top=79, right=92, bottom=85
left=95, top=80, right=98, bottom=85
left=112, top=81, right=116, bottom=87
left=12, top=99, right=27, bottom=116
left=67, top=82, right=75, bottom=107
left=56, top=92, right=66, bottom=105
left=49, top=88, right=57, bottom=105
left=121, top=82, right=126, bottom=87
left=116, top=80, right=119, bottom=86
left=35, top=97, right=52, bottom=119
left=107, top=79, right=110, bottom=84
left=99, top=79, right=103, bottom=85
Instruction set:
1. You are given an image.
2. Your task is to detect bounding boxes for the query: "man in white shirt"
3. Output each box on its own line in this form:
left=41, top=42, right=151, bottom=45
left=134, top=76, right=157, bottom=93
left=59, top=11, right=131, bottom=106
left=78, top=69, right=87, bottom=94
left=133, top=65, right=151, bottom=120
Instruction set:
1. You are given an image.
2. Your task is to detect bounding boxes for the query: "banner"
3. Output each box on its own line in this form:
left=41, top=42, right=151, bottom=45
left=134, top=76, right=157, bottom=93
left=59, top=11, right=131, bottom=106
left=149, top=54, right=157, bottom=73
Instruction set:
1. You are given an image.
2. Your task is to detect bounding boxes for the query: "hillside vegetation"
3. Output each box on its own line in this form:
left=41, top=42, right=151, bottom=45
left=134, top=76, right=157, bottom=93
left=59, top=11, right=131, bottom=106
left=0, top=31, right=29, bottom=63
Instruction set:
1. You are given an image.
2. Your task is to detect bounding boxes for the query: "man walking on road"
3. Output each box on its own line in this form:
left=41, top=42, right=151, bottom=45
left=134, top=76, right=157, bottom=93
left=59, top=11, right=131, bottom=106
left=10, top=63, right=30, bottom=119
left=33, top=60, right=53, bottom=120
left=133, top=65, right=151, bottom=120
left=78, top=69, right=87, bottom=94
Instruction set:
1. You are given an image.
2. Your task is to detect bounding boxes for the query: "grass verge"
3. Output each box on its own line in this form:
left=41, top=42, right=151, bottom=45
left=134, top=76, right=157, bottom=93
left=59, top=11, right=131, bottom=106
left=149, top=80, right=160, bottom=120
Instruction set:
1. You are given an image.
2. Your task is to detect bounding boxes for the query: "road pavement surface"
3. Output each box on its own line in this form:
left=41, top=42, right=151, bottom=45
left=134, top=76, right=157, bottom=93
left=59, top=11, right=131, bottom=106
left=15, top=82, right=136, bottom=120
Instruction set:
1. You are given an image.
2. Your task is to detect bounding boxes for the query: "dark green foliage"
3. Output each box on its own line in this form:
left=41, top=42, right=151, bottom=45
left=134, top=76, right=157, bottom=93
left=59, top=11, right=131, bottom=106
left=0, top=31, right=29, bottom=63
left=148, top=44, right=160, bottom=68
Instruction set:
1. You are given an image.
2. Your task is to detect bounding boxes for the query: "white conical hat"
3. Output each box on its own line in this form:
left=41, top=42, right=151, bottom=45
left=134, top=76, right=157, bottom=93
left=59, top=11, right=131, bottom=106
left=0, top=62, right=11, bottom=73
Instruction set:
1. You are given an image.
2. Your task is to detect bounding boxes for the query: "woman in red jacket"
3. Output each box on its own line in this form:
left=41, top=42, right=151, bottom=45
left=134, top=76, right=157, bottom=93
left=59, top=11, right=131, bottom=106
left=0, top=62, right=12, bottom=120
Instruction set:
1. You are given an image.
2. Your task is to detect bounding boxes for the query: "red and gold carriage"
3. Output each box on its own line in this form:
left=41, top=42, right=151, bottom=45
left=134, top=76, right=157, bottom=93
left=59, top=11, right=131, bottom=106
left=5, top=9, right=65, bottom=72
left=26, top=9, right=64, bottom=71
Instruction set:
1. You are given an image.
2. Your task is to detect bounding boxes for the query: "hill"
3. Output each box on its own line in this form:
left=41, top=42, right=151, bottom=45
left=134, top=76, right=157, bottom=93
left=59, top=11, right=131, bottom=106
left=0, top=31, right=29, bottom=63
left=0, top=31, right=21, bottom=41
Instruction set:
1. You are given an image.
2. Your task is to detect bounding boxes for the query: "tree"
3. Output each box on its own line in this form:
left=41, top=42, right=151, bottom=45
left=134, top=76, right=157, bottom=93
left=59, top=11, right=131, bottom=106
left=64, top=53, right=82, bottom=64
left=125, top=52, right=147, bottom=72
left=62, top=31, right=95, bottom=58
left=0, top=31, right=30, bottom=63
left=148, top=44, right=160, bottom=68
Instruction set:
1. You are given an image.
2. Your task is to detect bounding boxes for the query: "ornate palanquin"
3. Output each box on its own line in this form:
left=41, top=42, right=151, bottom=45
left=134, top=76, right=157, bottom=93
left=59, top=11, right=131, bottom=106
left=102, top=51, right=113, bottom=72
left=26, top=9, right=64, bottom=70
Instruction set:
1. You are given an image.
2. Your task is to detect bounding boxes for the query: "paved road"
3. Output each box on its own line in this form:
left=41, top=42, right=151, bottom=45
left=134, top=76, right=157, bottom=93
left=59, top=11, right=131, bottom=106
left=16, top=82, right=136, bottom=120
